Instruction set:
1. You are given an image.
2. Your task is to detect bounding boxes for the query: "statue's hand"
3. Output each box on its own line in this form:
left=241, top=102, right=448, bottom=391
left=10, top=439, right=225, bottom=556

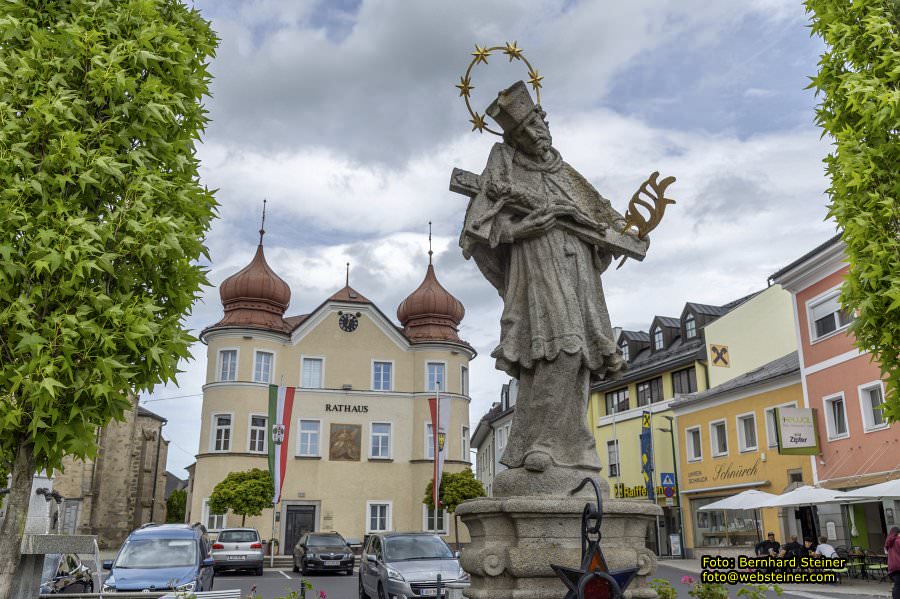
left=508, top=208, right=556, bottom=240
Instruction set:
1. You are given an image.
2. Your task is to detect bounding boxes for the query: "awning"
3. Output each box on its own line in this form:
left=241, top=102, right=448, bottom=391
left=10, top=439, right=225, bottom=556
left=697, top=490, right=778, bottom=511
left=843, top=478, right=900, bottom=501
left=761, top=485, right=851, bottom=507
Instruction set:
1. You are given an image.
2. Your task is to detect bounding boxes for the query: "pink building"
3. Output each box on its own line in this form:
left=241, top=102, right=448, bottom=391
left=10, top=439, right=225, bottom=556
left=772, top=234, right=900, bottom=550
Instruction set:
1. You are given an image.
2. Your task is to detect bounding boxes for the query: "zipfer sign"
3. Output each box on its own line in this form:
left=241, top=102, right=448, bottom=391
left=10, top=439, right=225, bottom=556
left=700, top=555, right=843, bottom=584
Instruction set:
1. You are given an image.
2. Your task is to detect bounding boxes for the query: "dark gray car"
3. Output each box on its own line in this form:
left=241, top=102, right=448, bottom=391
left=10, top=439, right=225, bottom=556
left=293, top=532, right=355, bottom=575
left=359, top=533, right=468, bottom=599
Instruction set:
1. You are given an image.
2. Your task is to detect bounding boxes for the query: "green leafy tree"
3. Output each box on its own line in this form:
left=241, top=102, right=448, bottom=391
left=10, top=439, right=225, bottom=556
left=0, top=0, right=217, bottom=588
left=209, top=469, right=274, bottom=527
left=423, top=468, right=486, bottom=548
left=806, top=0, right=900, bottom=419
left=166, top=488, right=187, bottom=523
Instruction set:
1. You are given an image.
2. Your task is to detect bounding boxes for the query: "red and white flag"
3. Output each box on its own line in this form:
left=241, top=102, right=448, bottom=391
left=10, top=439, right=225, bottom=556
left=268, top=384, right=295, bottom=505
left=428, top=388, right=450, bottom=509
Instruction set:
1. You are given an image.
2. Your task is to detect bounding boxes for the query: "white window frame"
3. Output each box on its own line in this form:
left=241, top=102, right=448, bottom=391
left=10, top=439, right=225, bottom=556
left=426, top=361, right=447, bottom=392
left=685, top=314, right=697, bottom=339
left=496, top=423, right=510, bottom=456
left=253, top=349, right=275, bottom=384
left=300, top=355, right=325, bottom=389
left=764, top=402, right=798, bottom=448
left=461, top=425, right=469, bottom=461
left=421, top=504, right=448, bottom=534
left=806, top=287, right=852, bottom=343
left=858, top=380, right=888, bottom=433
left=370, top=421, right=392, bottom=460
left=823, top=392, right=850, bottom=440
left=425, top=422, right=435, bottom=459
left=366, top=501, right=392, bottom=533
left=296, top=418, right=322, bottom=457
left=710, top=419, right=728, bottom=457
left=210, top=412, right=234, bottom=453
left=372, top=359, right=394, bottom=392
left=653, top=328, right=664, bottom=350
left=460, top=365, right=469, bottom=396
left=217, top=348, right=239, bottom=382
left=620, top=341, right=629, bottom=362
left=686, top=426, right=702, bottom=462
left=247, top=413, right=268, bottom=454
left=736, top=412, right=758, bottom=453
left=606, top=439, right=620, bottom=477
left=203, top=498, right=226, bottom=531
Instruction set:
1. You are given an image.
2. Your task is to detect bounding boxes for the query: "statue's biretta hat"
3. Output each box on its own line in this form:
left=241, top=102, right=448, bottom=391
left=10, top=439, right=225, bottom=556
left=486, top=80, right=537, bottom=133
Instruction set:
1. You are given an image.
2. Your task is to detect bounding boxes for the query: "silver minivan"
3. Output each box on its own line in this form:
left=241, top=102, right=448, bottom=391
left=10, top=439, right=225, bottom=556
left=211, top=528, right=264, bottom=576
left=359, top=533, right=468, bottom=599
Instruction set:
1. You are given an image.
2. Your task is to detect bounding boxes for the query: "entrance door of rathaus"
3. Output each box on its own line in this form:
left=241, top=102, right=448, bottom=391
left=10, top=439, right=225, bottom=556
left=284, top=505, right=316, bottom=556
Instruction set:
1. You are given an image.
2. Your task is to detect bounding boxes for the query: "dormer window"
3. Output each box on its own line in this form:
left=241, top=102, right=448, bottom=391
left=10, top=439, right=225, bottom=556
left=653, top=328, right=664, bottom=351
left=620, top=342, right=629, bottom=362
left=685, top=314, right=697, bottom=339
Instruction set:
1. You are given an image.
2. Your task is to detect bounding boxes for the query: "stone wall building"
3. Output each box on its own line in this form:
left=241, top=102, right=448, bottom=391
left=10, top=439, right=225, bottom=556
left=52, top=400, right=169, bottom=549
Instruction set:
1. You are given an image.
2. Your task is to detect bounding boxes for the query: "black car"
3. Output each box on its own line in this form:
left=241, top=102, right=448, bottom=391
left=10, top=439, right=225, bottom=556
left=293, top=532, right=355, bottom=575
left=39, top=554, right=94, bottom=594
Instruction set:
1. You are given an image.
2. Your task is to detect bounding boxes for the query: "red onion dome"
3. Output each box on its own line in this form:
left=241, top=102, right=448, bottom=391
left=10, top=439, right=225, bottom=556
left=397, top=264, right=465, bottom=343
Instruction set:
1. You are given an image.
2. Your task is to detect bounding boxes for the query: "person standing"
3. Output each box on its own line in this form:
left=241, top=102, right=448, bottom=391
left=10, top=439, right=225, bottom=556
left=886, top=526, right=900, bottom=599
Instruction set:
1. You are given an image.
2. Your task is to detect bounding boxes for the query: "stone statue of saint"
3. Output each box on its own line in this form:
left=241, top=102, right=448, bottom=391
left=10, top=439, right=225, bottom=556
left=453, top=81, right=636, bottom=496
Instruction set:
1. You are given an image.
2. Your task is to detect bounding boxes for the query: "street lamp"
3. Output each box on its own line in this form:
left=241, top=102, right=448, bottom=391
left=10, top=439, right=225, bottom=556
left=656, top=415, right=684, bottom=558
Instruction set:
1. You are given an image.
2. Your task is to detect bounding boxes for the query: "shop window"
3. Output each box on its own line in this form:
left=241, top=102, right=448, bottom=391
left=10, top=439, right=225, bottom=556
left=692, top=495, right=758, bottom=548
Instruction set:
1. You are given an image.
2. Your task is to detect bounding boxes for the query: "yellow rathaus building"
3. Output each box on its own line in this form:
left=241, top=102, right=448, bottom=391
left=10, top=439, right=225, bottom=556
left=186, top=232, right=475, bottom=553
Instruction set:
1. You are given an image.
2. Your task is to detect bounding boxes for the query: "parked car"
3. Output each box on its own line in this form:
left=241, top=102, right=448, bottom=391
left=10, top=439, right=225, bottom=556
left=39, top=553, right=94, bottom=594
left=359, top=533, right=469, bottom=599
left=101, top=523, right=214, bottom=593
left=211, top=528, right=264, bottom=576
left=293, top=531, right=355, bottom=575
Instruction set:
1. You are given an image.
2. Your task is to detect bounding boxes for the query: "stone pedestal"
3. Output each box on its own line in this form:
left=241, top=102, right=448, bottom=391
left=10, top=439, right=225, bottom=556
left=13, top=534, right=98, bottom=599
left=457, top=496, right=662, bottom=599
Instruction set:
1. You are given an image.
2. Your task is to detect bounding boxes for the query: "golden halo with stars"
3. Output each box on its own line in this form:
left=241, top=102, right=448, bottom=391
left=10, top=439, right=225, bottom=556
left=456, top=42, right=543, bottom=135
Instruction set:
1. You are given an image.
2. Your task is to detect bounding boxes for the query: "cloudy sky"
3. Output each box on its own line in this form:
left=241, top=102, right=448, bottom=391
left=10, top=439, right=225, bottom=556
left=145, top=0, right=837, bottom=478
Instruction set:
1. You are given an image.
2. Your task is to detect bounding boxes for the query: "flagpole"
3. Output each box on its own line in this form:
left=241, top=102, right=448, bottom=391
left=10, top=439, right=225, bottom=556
left=270, top=375, right=285, bottom=569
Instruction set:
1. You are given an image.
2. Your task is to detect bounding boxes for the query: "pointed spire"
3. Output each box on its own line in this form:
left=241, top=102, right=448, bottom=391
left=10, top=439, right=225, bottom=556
left=428, top=221, right=433, bottom=265
left=259, top=198, right=267, bottom=245
left=346, top=262, right=350, bottom=287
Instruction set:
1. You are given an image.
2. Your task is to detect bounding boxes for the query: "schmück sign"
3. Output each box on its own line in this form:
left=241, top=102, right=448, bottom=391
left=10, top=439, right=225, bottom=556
left=325, top=404, right=369, bottom=413
left=776, top=407, right=819, bottom=455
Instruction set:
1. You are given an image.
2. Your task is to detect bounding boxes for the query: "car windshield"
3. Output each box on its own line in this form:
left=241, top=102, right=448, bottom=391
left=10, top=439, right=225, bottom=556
left=384, top=536, right=453, bottom=561
left=115, top=538, right=197, bottom=569
left=218, top=531, right=258, bottom=543
left=308, top=535, right=345, bottom=547
left=41, top=554, right=62, bottom=581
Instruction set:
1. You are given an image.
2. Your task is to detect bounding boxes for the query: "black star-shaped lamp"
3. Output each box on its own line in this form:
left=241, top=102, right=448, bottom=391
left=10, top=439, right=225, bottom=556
left=551, top=478, right=638, bottom=599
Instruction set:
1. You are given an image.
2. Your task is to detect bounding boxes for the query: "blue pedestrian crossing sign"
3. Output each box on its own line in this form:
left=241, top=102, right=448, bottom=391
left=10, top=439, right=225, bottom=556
left=661, top=472, right=676, bottom=498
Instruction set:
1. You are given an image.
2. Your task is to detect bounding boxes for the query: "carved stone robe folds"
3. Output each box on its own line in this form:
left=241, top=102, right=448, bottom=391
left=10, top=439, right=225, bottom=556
left=460, top=142, right=626, bottom=471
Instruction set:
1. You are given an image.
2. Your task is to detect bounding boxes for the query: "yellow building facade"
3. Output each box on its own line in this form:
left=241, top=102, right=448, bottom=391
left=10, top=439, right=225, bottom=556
left=673, top=359, right=811, bottom=559
left=590, top=304, right=729, bottom=556
left=188, top=238, right=475, bottom=554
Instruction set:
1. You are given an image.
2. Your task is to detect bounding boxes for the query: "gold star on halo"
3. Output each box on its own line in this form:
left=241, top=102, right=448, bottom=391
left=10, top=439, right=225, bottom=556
left=503, top=41, right=523, bottom=62
left=528, top=68, right=544, bottom=91
left=471, top=44, right=491, bottom=65
left=470, top=112, right=487, bottom=133
left=456, top=75, right=473, bottom=98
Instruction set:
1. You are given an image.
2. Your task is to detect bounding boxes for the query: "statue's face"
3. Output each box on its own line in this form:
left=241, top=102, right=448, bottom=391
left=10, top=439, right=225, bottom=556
left=510, top=112, right=552, bottom=157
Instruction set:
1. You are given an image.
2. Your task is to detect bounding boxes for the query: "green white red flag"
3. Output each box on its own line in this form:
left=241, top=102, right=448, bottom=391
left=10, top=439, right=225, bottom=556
left=268, top=384, right=295, bottom=504
left=428, top=388, right=450, bottom=509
